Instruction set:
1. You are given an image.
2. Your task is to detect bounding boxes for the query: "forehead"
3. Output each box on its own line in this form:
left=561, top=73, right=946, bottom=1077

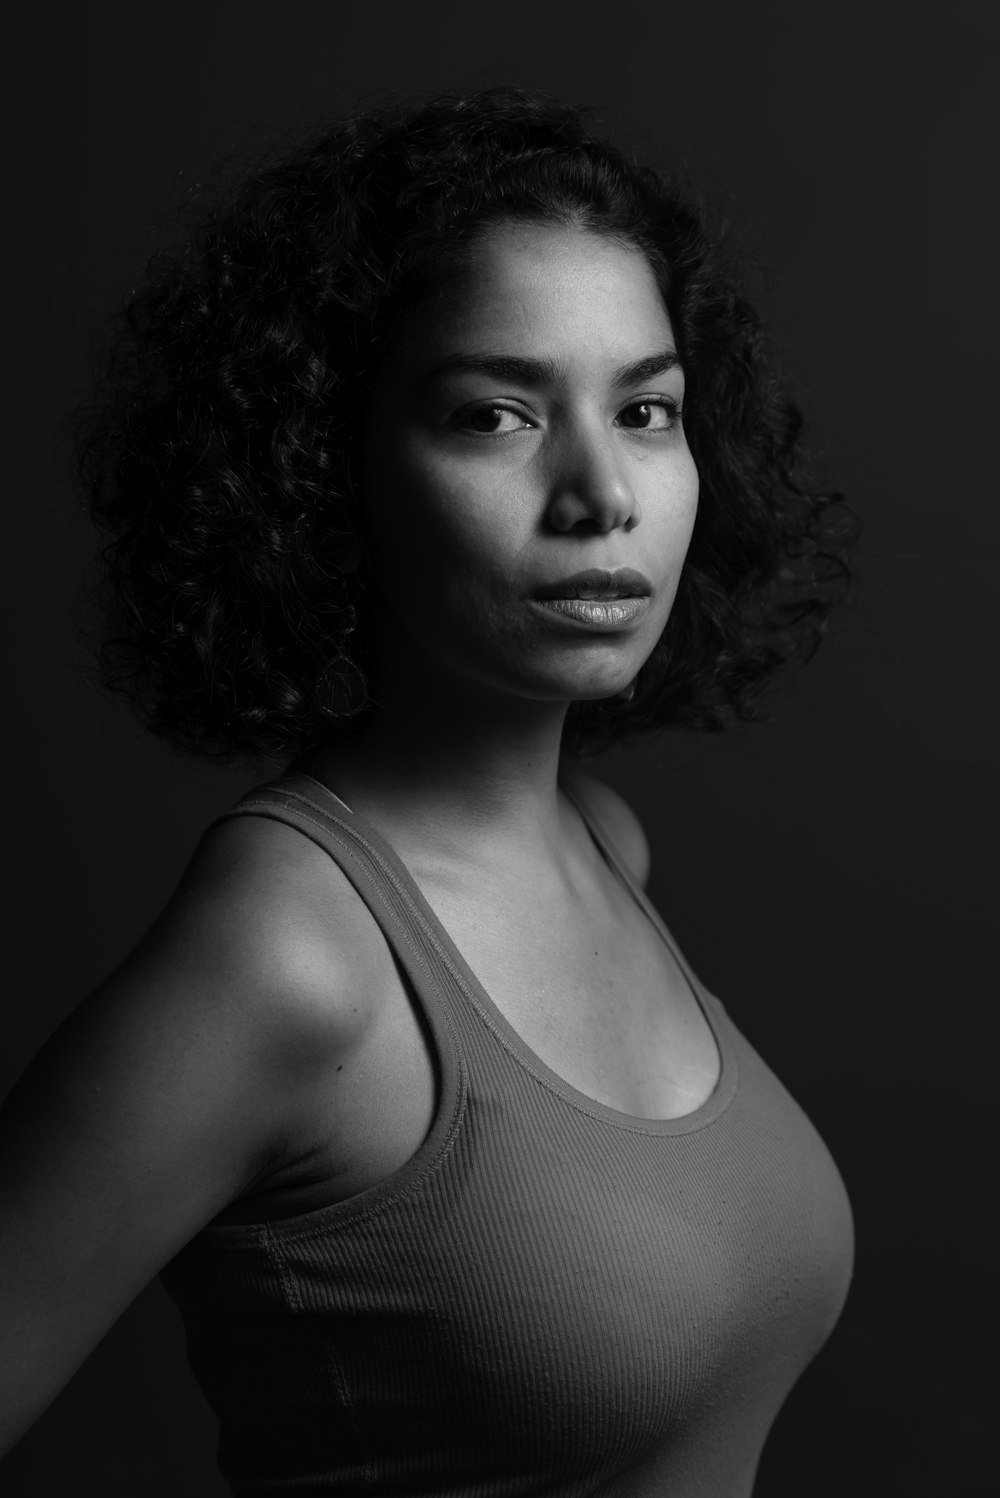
left=384, top=222, right=676, bottom=380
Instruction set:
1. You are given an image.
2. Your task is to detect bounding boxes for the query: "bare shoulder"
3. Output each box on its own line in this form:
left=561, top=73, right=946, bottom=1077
left=20, top=807, right=393, bottom=1189
left=169, top=809, right=395, bottom=1049
left=565, top=769, right=651, bottom=888
left=0, top=807, right=389, bottom=1448
left=8, top=806, right=392, bottom=1224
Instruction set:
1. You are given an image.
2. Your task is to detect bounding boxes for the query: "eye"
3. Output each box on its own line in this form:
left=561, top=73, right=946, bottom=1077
left=452, top=403, right=534, bottom=436
left=616, top=398, right=681, bottom=431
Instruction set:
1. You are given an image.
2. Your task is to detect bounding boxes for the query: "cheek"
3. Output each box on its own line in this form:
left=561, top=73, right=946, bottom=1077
left=367, top=446, right=519, bottom=590
left=364, top=446, right=449, bottom=580
left=679, top=461, right=700, bottom=551
left=675, top=443, right=700, bottom=530
left=649, top=450, right=699, bottom=559
left=371, top=428, right=520, bottom=545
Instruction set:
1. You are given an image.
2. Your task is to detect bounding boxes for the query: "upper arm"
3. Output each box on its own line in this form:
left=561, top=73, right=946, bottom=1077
left=570, top=772, right=651, bottom=887
left=0, top=814, right=370, bottom=1455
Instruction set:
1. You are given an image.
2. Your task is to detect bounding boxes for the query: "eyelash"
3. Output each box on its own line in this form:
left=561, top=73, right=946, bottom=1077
left=452, top=395, right=684, bottom=437
left=616, top=396, right=684, bottom=432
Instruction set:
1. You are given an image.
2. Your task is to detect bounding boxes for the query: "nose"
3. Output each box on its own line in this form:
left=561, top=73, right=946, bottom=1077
left=544, top=420, right=640, bottom=534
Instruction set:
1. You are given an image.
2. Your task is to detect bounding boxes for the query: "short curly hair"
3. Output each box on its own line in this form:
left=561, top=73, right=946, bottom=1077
left=77, top=86, right=855, bottom=762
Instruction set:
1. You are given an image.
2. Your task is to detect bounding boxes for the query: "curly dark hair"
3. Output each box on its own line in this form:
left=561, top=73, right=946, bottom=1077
left=76, top=85, right=856, bottom=762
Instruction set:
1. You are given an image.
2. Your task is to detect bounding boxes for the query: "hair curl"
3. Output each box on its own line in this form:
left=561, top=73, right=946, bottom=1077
left=76, top=86, right=856, bottom=761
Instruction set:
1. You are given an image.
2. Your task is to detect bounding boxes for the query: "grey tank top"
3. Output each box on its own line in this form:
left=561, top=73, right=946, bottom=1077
left=160, top=768, right=854, bottom=1496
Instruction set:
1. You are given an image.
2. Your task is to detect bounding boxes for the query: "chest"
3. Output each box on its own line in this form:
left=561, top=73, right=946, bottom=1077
left=423, top=862, right=720, bottom=1121
left=219, top=844, right=720, bottom=1225
left=172, top=1015, right=854, bottom=1495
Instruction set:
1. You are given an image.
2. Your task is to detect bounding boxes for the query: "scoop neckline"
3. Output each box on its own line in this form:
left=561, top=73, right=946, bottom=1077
left=285, top=769, right=738, bottom=1139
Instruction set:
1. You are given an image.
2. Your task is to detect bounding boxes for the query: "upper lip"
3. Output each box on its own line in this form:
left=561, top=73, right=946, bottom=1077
left=533, top=568, right=653, bottom=601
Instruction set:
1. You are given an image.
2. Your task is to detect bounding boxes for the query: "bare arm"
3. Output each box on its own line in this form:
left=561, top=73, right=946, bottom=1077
left=0, top=816, right=370, bottom=1457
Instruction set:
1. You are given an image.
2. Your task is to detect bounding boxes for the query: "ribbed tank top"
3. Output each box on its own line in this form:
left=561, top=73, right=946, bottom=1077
left=160, top=770, right=854, bottom=1497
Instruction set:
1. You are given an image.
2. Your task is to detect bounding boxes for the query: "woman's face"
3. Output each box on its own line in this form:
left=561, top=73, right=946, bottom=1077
left=362, top=221, right=699, bottom=707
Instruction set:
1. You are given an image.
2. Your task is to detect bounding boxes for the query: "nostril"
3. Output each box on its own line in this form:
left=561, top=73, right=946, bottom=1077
left=545, top=470, right=639, bottom=534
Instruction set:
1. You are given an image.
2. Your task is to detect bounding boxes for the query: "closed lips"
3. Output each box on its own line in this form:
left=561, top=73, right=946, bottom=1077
left=533, top=569, right=652, bottom=600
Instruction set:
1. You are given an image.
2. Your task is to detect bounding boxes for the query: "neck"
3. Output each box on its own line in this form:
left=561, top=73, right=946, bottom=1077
left=306, top=659, right=575, bottom=865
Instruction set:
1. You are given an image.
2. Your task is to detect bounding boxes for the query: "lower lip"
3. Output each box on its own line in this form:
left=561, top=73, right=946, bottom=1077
left=533, top=596, right=650, bottom=629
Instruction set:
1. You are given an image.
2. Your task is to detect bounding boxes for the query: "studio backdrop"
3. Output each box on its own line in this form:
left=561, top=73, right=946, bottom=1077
left=6, top=3, right=995, bottom=1495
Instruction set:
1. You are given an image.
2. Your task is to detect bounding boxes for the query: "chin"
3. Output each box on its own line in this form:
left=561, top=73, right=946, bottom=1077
left=523, top=667, right=641, bottom=706
left=572, top=680, right=637, bottom=704
left=462, top=633, right=655, bottom=707
left=552, top=652, right=651, bottom=705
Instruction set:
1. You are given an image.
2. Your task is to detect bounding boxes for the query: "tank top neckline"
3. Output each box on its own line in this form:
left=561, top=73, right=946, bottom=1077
left=279, top=766, right=738, bottom=1139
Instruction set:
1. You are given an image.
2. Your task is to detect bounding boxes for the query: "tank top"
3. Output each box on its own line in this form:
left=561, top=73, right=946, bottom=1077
left=160, top=768, right=854, bottom=1497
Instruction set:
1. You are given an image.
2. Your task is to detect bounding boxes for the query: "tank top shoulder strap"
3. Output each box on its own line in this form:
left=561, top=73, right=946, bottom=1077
left=212, top=770, right=470, bottom=1068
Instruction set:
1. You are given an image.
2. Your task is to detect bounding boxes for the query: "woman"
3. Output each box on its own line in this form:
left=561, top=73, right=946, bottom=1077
left=1, top=88, right=856, bottom=1494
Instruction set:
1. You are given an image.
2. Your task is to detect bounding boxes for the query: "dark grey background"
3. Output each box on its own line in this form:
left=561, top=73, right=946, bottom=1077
left=6, top=3, right=996, bottom=1494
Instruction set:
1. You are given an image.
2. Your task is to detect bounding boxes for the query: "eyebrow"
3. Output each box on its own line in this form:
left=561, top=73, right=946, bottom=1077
left=419, top=349, right=682, bottom=389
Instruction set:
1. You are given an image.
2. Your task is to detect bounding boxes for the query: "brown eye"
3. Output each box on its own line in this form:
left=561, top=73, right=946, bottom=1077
left=617, top=400, right=677, bottom=431
left=454, top=404, right=533, bottom=435
left=466, top=406, right=506, bottom=433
